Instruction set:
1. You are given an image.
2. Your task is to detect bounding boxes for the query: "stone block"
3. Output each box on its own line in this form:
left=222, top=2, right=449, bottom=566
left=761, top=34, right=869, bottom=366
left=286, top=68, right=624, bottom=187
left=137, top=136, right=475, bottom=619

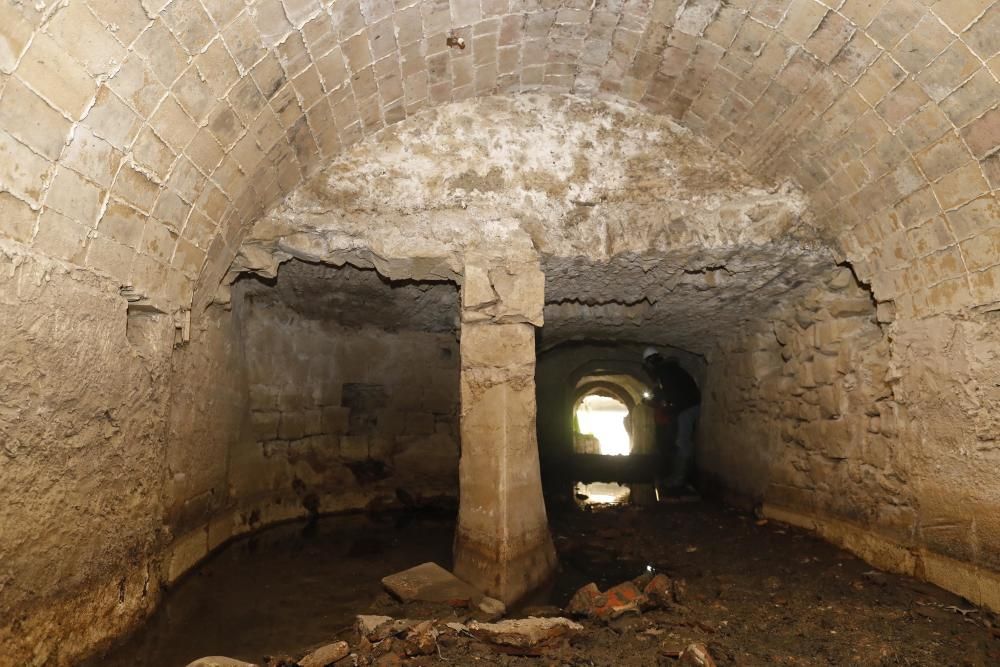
left=917, top=40, right=982, bottom=102
left=85, top=235, right=134, bottom=281
left=941, top=68, right=998, bottom=128
left=487, top=262, right=545, bottom=325
left=461, top=321, right=534, bottom=369
left=0, top=128, right=52, bottom=205
left=964, top=3, right=1000, bottom=60
left=892, top=14, right=953, bottom=73
left=931, top=0, right=992, bottom=32
left=32, top=208, right=88, bottom=263
left=47, top=0, right=125, bottom=77
left=876, top=79, right=930, bottom=129
left=131, top=126, right=176, bottom=181
left=141, top=218, right=178, bottom=264
left=251, top=411, right=280, bottom=441
left=46, top=167, right=104, bottom=227
left=0, top=77, right=71, bottom=160
left=62, top=126, right=123, bottom=189
left=805, top=11, right=854, bottom=63
left=17, top=32, right=97, bottom=119
left=88, top=0, right=151, bottom=46
left=813, top=353, right=840, bottom=384
left=463, top=261, right=496, bottom=309
left=321, top=405, right=350, bottom=434
left=899, top=104, right=953, bottom=153
left=278, top=409, right=322, bottom=440
left=818, top=384, right=843, bottom=418
left=0, top=190, right=36, bottom=244
left=796, top=360, right=817, bottom=389
left=0, top=3, right=32, bottom=74
left=961, top=107, right=999, bottom=160
left=133, top=19, right=188, bottom=86
left=340, top=434, right=369, bottom=461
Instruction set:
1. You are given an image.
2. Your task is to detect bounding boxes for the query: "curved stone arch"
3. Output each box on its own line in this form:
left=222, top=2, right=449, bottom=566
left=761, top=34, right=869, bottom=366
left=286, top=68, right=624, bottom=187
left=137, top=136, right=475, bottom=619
left=571, top=376, right=658, bottom=455
left=568, top=358, right=667, bottom=453
left=0, top=0, right=995, bottom=316
left=575, top=378, right=639, bottom=409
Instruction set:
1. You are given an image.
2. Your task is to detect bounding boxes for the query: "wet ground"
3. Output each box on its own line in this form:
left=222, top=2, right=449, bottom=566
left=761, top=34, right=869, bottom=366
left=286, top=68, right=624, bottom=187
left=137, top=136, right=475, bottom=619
left=89, top=500, right=999, bottom=666
left=546, top=500, right=1000, bottom=666
left=85, top=513, right=454, bottom=667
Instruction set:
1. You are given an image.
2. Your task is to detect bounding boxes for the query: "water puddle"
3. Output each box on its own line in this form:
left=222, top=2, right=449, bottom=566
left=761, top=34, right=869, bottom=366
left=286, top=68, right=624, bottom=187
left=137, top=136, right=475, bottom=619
left=86, top=512, right=454, bottom=667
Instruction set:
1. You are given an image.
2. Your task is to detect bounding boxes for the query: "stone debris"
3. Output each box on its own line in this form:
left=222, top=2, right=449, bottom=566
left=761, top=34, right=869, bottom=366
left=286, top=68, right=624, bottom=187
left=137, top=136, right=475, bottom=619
left=476, top=595, right=506, bottom=620
left=678, top=642, right=718, bottom=666
left=402, top=620, right=439, bottom=655
left=297, top=641, right=350, bottom=667
left=355, top=616, right=419, bottom=643
left=381, top=562, right=482, bottom=607
left=467, top=617, right=584, bottom=655
left=186, top=658, right=258, bottom=667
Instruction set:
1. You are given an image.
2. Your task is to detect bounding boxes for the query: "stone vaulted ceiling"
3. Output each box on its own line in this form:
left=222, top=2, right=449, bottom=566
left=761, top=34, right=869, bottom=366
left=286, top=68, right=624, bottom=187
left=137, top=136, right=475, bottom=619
left=0, top=0, right=997, bottom=318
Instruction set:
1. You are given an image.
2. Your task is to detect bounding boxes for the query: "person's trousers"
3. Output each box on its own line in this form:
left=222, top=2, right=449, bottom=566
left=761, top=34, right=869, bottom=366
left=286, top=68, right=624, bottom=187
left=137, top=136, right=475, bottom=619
left=665, top=405, right=700, bottom=487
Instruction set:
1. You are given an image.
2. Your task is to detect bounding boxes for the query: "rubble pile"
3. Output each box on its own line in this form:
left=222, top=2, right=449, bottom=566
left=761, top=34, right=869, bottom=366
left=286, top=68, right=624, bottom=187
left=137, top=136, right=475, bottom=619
left=185, top=562, right=715, bottom=667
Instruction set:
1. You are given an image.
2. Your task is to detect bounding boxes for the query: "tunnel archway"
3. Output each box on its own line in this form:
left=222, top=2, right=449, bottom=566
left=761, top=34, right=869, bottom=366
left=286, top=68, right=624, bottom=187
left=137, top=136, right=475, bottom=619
left=536, top=341, right=704, bottom=507
left=573, top=391, right=632, bottom=456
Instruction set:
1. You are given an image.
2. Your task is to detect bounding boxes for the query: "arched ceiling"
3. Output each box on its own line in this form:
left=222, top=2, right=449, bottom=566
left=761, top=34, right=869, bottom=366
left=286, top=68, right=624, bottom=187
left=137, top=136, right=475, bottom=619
left=237, top=94, right=836, bottom=353
left=0, top=0, right=996, bottom=316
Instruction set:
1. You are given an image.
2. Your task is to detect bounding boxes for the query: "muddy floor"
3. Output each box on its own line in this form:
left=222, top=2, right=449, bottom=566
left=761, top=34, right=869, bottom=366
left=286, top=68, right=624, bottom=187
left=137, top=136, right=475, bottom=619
left=90, top=499, right=999, bottom=666
left=540, top=500, right=1000, bottom=666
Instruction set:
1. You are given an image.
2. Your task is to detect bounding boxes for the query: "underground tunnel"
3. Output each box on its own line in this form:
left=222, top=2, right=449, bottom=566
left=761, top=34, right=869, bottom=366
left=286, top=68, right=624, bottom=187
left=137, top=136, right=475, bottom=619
left=1, top=0, right=999, bottom=665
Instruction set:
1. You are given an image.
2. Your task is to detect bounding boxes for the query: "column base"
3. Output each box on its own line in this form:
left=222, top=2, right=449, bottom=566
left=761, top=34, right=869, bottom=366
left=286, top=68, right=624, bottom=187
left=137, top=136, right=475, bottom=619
left=453, top=527, right=557, bottom=605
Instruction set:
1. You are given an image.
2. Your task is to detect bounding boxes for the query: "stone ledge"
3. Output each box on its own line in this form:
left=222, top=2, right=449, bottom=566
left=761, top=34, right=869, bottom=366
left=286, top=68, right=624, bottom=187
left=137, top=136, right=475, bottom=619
left=763, top=503, right=1000, bottom=613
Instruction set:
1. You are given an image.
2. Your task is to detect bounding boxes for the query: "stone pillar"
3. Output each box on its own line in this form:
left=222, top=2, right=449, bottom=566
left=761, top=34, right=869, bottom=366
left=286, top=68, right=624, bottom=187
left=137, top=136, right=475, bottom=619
left=453, top=255, right=557, bottom=604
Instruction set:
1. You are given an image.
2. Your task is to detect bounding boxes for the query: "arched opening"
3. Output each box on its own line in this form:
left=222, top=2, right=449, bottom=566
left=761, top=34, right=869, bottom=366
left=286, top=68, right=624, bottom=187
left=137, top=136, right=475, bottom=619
left=536, top=342, right=701, bottom=507
left=573, top=391, right=631, bottom=456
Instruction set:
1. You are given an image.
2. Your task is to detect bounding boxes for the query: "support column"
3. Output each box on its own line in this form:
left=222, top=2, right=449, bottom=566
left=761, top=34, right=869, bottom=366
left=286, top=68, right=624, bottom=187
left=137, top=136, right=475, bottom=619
left=453, top=255, right=557, bottom=604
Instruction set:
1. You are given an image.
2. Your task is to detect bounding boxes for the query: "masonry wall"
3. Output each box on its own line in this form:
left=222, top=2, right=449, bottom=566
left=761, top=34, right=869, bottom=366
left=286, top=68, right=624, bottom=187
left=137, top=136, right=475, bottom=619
left=701, top=266, right=1000, bottom=610
left=0, top=243, right=175, bottom=665
left=234, top=294, right=461, bottom=520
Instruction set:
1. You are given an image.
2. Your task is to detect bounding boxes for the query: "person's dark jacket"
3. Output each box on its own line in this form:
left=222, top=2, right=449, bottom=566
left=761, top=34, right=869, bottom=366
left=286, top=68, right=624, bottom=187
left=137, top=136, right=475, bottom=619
left=646, top=358, right=700, bottom=414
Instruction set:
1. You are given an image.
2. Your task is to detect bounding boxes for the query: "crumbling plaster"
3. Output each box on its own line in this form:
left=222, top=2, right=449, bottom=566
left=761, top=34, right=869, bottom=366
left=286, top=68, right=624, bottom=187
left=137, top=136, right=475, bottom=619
left=234, top=94, right=834, bottom=354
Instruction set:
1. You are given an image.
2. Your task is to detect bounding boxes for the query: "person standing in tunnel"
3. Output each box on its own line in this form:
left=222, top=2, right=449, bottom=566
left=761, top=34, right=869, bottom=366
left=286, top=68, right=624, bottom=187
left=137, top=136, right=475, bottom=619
left=642, top=348, right=701, bottom=495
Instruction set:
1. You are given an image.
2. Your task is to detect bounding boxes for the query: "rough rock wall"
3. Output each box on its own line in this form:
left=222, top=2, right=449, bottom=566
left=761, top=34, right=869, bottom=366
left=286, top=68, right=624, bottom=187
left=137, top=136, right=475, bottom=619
left=701, top=266, right=892, bottom=505
left=162, top=305, right=251, bottom=583
left=233, top=280, right=461, bottom=519
left=0, top=243, right=173, bottom=665
left=701, top=265, right=1000, bottom=610
left=0, top=244, right=460, bottom=666
left=889, top=312, right=1000, bottom=601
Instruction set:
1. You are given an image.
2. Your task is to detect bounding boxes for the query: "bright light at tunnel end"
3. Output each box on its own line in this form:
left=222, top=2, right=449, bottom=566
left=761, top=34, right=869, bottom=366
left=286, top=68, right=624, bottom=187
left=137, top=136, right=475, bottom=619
left=576, top=394, right=631, bottom=456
